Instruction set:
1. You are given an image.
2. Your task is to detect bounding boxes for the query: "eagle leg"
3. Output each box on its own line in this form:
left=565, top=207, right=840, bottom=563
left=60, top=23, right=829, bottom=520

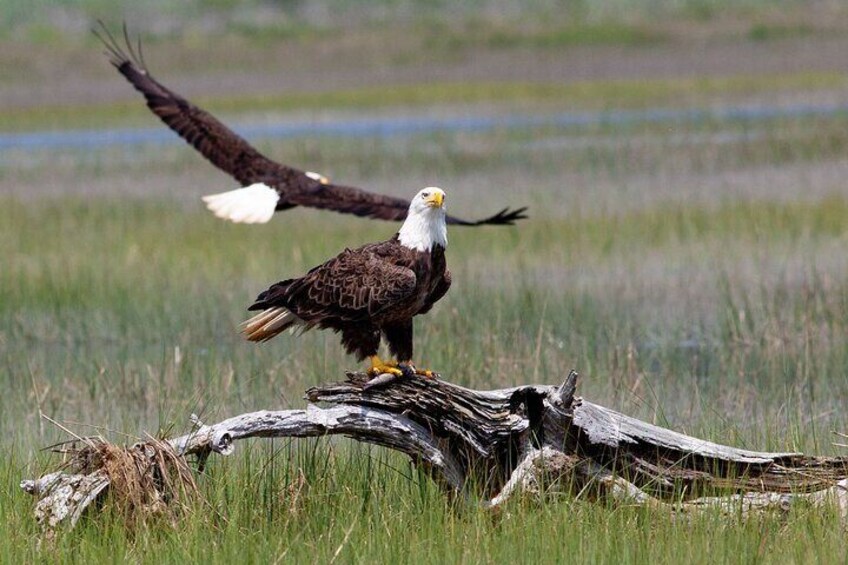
left=367, top=355, right=404, bottom=377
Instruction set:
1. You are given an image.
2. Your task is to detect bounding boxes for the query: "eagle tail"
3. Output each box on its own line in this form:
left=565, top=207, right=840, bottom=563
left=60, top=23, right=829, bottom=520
left=202, top=183, right=280, bottom=224
left=241, top=307, right=303, bottom=342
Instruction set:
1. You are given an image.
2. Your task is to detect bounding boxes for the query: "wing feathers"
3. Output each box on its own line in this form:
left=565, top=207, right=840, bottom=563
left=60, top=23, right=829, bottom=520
left=446, top=206, right=529, bottom=226
left=95, top=22, right=281, bottom=188
left=244, top=242, right=418, bottom=344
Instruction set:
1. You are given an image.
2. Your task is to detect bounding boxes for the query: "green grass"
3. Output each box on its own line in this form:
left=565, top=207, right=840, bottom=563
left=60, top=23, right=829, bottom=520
left=5, top=446, right=848, bottom=562
left=426, top=20, right=668, bottom=51
left=2, top=71, right=845, bottom=132
left=747, top=22, right=816, bottom=41
left=0, top=0, right=830, bottom=40
left=5, top=77, right=848, bottom=560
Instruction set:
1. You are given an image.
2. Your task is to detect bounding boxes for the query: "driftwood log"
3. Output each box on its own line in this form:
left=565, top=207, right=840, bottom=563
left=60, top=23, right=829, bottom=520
left=21, top=370, right=848, bottom=535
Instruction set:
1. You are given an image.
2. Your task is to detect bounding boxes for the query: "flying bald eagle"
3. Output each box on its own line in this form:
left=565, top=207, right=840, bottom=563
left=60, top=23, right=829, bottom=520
left=243, top=187, right=450, bottom=377
left=95, top=25, right=527, bottom=227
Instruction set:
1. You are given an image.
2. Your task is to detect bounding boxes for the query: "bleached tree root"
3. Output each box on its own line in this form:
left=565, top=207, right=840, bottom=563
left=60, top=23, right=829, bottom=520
left=21, top=471, right=110, bottom=534
left=483, top=445, right=848, bottom=519
left=21, top=370, right=848, bottom=536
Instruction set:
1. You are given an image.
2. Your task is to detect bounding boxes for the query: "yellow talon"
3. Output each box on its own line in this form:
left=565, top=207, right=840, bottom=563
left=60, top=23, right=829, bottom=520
left=400, top=360, right=437, bottom=378
left=368, top=355, right=403, bottom=377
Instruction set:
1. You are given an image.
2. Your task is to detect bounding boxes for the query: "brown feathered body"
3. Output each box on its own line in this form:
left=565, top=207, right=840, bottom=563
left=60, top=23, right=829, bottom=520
left=95, top=26, right=527, bottom=227
left=243, top=236, right=450, bottom=361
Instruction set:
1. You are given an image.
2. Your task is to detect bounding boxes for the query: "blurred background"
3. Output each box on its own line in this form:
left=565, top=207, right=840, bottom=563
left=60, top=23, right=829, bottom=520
left=4, top=0, right=848, bottom=454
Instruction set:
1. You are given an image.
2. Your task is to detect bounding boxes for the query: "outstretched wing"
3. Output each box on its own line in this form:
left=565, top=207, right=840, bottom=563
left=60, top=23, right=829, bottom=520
left=286, top=184, right=529, bottom=226
left=445, top=207, right=528, bottom=226
left=95, top=23, right=295, bottom=188
left=96, top=23, right=528, bottom=227
left=249, top=244, right=417, bottom=323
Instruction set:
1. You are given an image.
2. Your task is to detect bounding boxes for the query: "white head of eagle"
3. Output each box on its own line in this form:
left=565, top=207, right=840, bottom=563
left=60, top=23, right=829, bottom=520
left=397, top=187, right=448, bottom=252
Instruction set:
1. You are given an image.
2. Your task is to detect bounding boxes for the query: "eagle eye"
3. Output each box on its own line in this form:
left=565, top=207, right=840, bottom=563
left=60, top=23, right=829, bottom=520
left=421, top=191, right=430, bottom=198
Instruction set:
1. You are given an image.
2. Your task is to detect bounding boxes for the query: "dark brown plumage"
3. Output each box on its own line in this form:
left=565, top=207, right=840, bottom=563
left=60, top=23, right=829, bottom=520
left=246, top=237, right=449, bottom=359
left=94, top=24, right=528, bottom=227
left=242, top=187, right=451, bottom=375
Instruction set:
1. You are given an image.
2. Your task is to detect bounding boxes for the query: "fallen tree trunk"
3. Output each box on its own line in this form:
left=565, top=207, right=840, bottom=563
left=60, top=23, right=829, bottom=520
left=21, top=370, right=848, bottom=535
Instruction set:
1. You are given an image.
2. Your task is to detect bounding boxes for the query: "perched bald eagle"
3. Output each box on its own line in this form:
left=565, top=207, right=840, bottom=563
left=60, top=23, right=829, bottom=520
left=243, top=187, right=450, bottom=376
left=95, top=25, right=527, bottom=227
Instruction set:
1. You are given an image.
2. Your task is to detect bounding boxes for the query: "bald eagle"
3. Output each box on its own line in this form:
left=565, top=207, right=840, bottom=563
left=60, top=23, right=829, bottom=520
left=243, top=187, right=450, bottom=376
left=95, top=25, right=527, bottom=228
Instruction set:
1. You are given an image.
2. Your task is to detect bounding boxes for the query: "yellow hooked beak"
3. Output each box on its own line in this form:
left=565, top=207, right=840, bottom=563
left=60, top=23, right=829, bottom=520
left=425, top=192, right=444, bottom=208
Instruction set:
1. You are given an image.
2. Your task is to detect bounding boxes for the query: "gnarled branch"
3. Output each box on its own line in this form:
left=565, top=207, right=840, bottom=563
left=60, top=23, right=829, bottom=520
left=21, top=370, right=848, bottom=536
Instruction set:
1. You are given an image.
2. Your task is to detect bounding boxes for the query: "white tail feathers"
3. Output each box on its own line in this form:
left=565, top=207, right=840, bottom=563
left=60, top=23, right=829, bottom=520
left=241, top=307, right=304, bottom=342
left=202, top=183, right=279, bottom=224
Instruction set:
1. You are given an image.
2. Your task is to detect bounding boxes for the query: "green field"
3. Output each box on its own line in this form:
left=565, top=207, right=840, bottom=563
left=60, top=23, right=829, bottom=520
left=5, top=5, right=848, bottom=561
left=6, top=111, right=848, bottom=562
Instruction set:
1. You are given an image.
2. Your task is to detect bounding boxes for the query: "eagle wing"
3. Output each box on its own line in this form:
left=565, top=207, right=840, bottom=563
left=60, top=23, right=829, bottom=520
left=287, top=184, right=528, bottom=225
left=418, top=269, right=452, bottom=315
left=96, top=24, right=528, bottom=227
left=250, top=245, right=418, bottom=323
left=96, top=24, right=289, bottom=188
